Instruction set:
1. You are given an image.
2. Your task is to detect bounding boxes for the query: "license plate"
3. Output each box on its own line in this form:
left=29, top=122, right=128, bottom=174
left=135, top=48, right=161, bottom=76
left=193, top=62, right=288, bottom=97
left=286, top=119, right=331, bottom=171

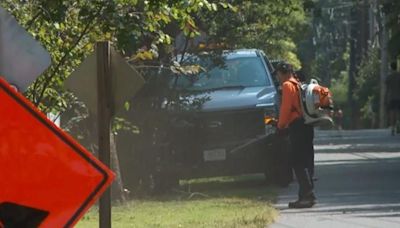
left=203, top=148, right=226, bottom=161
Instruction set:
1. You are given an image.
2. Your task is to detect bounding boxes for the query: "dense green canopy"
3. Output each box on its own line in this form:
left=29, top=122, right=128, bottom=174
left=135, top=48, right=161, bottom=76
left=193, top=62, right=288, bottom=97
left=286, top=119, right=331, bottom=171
left=1, top=0, right=398, bottom=129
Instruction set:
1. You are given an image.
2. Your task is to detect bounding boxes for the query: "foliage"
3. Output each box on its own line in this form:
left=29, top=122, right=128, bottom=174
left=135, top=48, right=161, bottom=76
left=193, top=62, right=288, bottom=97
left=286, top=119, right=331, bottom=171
left=307, top=0, right=352, bottom=85
left=197, top=0, right=308, bottom=69
left=0, top=0, right=241, bottom=154
left=305, top=0, right=400, bottom=128
left=355, top=47, right=380, bottom=127
left=0, top=0, right=232, bottom=114
left=382, top=0, right=400, bottom=58
left=0, top=0, right=237, bottom=149
left=0, top=0, right=311, bottom=114
left=330, top=71, right=349, bottom=107
left=3, top=0, right=397, bottom=131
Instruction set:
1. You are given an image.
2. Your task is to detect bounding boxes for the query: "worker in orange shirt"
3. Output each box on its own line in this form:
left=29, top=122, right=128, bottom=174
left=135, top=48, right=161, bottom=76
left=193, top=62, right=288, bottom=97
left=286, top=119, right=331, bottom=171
left=275, top=62, right=316, bottom=208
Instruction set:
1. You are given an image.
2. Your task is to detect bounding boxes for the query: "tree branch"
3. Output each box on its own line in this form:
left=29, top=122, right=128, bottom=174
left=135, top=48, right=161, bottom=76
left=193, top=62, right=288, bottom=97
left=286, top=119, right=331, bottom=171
left=25, top=9, right=43, bottom=31
left=179, top=32, right=191, bottom=63
left=34, top=7, right=104, bottom=107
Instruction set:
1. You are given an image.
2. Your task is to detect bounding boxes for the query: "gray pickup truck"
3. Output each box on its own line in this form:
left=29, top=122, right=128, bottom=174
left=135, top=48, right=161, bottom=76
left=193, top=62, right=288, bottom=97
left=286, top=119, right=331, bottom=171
left=118, top=49, right=292, bottom=192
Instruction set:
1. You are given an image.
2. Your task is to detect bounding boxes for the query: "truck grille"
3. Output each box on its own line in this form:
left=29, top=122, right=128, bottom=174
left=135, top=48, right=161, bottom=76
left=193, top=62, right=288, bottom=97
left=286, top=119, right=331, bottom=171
left=198, top=109, right=265, bottom=145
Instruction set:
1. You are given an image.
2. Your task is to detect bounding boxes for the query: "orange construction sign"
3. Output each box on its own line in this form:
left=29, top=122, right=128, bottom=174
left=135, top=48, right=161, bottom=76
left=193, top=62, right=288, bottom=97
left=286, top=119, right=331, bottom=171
left=0, top=78, right=115, bottom=227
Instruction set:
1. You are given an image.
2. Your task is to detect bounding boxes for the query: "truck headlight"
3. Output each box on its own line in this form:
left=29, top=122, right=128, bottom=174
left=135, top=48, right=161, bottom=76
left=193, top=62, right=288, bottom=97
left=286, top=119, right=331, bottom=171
left=263, top=108, right=277, bottom=135
left=263, top=108, right=276, bottom=125
left=264, top=116, right=274, bottom=125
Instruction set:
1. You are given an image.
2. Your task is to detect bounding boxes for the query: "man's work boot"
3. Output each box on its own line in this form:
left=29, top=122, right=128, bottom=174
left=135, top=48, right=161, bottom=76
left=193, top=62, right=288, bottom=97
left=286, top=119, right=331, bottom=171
left=288, top=198, right=316, bottom=209
left=289, top=192, right=316, bottom=209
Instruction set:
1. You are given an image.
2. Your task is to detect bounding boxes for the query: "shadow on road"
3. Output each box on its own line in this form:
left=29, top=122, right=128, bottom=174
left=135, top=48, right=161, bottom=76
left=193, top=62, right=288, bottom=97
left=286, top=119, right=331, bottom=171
left=277, top=156, right=400, bottom=218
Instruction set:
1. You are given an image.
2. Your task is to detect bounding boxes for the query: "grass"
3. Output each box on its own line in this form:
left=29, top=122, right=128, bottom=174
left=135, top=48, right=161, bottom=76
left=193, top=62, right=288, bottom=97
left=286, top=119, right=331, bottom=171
left=76, top=174, right=279, bottom=228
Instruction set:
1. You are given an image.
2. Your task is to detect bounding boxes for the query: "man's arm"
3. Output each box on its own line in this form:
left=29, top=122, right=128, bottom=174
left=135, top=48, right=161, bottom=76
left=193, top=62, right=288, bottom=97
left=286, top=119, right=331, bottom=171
left=278, top=83, right=294, bottom=129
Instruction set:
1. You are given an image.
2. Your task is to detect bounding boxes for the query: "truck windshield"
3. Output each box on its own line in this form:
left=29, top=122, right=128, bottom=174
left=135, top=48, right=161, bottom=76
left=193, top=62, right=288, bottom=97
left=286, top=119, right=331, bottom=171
left=174, top=56, right=271, bottom=91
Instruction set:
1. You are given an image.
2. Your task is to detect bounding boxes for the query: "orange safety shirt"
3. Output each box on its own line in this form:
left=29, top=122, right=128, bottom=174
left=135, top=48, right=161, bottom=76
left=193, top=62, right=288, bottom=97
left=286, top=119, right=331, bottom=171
left=278, top=77, right=302, bottom=129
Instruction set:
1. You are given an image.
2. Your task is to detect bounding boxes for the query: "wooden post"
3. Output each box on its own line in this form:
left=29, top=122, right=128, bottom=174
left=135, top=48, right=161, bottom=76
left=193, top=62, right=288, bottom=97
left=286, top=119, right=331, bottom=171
left=97, top=41, right=113, bottom=228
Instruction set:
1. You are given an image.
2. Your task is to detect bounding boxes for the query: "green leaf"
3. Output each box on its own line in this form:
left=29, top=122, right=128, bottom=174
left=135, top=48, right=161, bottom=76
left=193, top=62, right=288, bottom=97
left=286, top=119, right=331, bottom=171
left=211, top=3, right=218, bottom=11
left=124, top=101, right=130, bottom=111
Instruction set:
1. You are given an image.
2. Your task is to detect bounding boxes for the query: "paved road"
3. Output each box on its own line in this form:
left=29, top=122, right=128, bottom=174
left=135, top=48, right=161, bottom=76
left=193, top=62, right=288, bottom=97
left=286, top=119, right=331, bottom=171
left=271, top=129, right=400, bottom=228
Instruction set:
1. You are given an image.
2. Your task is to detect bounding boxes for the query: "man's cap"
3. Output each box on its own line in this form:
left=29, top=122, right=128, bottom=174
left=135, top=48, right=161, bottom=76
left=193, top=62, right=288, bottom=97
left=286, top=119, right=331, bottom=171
left=272, top=61, right=293, bottom=75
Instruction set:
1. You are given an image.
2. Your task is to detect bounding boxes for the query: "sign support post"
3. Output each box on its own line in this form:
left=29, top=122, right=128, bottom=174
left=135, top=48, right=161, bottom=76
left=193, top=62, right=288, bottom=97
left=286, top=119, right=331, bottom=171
left=65, top=40, right=145, bottom=227
left=97, top=41, right=113, bottom=228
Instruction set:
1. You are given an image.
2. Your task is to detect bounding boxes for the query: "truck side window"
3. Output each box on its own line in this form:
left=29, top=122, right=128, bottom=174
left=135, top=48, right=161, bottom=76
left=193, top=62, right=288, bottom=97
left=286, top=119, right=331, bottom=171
left=263, top=56, right=279, bottom=88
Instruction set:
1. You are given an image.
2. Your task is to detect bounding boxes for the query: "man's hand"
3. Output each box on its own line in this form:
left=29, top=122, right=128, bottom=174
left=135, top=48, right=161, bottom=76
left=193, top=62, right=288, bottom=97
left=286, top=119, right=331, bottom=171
left=276, top=127, right=289, bottom=137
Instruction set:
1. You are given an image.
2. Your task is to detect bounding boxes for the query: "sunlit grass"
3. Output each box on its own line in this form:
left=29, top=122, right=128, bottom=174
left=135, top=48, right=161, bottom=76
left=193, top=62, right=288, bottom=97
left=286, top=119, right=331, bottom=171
left=77, top=174, right=278, bottom=228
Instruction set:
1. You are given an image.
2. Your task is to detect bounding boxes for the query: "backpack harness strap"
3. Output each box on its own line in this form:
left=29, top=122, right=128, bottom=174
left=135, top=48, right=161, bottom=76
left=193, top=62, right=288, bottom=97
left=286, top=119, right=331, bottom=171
left=287, top=80, right=318, bottom=118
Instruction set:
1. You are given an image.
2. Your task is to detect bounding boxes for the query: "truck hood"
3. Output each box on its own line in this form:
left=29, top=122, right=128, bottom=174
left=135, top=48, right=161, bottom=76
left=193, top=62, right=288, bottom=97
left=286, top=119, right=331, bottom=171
left=193, top=86, right=277, bottom=111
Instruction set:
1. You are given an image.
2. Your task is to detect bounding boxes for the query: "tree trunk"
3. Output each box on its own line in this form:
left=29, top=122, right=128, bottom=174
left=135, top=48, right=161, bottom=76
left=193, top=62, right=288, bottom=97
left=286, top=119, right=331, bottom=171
left=348, top=7, right=358, bottom=129
left=110, top=132, right=127, bottom=203
left=379, top=10, right=388, bottom=128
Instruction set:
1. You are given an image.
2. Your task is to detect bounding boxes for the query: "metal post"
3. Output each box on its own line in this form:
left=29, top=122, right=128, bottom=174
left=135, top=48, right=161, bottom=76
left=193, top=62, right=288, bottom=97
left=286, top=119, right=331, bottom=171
left=97, top=41, right=113, bottom=228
